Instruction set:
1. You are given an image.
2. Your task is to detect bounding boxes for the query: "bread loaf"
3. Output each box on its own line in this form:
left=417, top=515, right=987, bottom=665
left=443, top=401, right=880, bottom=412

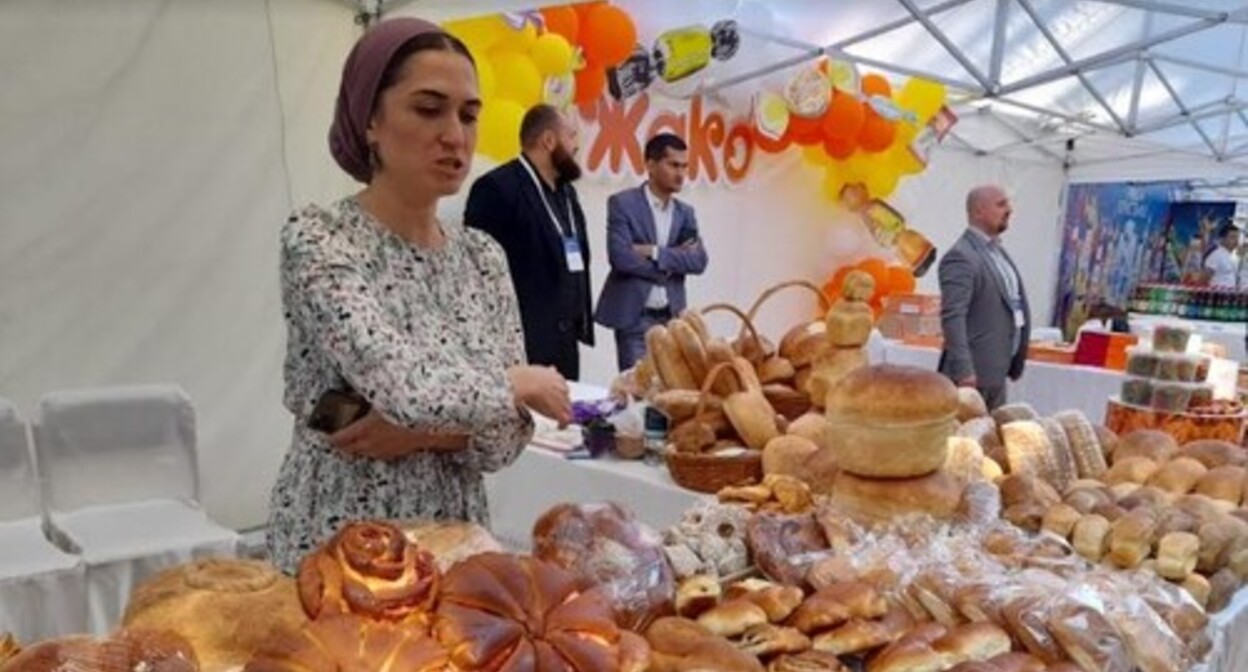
left=669, top=318, right=711, bottom=386
left=1046, top=603, right=1130, bottom=672
left=1175, top=439, right=1246, bottom=469
left=1072, top=514, right=1112, bottom=562
left=1035, top=418, right=1078, bottom=492
left=779, top=321, right=828, bottom=369
left=1148, top=457, right=1208, bottom=495
left=1195, top=465, right=1246, bottom=504
left=945, top=437, right=988, bottom=484
left=1108, top=509, right=1158, bottom=568
left=1053, top=410, right=1108, bottom=480
left=763, top=435, right=820, bottom=477
left=1156, top=532, right=1200, bottom=580
left=786, top=413, right=832, bottom=450
left=1112, top=430, right=1177, bottom=465
left=647, top=325, right=699, bottom=390
left=1001, top=421, right=1059, bottom=485
left=1041, top=503, right=1082, bottom=540
left=957, top=388, right=988, bottom=423
left=831, top=471, right=964, bottom=524
left=991, top=403, right=1038, bottom=427
left=807, top=346, right=869, bottom=407
left=958, top=417, right=1006, bottom=467
left=1103, top=456, right=1160, bottom=486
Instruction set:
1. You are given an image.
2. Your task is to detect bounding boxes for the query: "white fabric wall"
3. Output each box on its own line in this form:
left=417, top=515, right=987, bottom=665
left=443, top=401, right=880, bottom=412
left=0, top=0, right=356, bottom=530
left=0, top=1, right=1066, bottom=531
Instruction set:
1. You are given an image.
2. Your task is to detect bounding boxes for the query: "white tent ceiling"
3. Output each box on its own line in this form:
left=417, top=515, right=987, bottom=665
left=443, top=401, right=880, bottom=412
left=388, top=0, right=1248, bottom=196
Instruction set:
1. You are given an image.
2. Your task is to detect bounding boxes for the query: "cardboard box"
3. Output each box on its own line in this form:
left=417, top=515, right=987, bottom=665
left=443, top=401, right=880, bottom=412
left=1028, top=342, right=1076, bottom=365
left=1075, top=330, right=1138, bottom=370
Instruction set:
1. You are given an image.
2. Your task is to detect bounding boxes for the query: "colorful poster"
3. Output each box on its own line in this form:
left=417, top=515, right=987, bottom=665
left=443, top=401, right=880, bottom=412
left=1165, top=202, right=1238, bottom=283
left=1054, top=181, right=1184, bottom=339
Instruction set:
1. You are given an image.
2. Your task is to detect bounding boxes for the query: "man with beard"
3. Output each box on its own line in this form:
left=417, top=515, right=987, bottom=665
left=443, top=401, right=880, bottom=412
left=465, top=104, right=592, bottom=380
left=938, top=184, right=1031, bottom=410
left=596, top=134, right=709, bottom=371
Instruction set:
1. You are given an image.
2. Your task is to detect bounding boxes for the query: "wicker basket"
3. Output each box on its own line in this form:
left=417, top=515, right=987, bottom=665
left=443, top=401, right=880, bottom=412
left=664, top=448, right=763, bottom=493
left=664, top=362, right=764, bottom=491
left=744, top=279, right=831, bottom=325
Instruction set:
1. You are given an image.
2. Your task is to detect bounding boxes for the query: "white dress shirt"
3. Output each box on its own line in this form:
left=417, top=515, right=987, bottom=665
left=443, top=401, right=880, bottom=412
left=646, top=186, right=672, bottom=309
left=1204, top=245, right=1240, bottom=287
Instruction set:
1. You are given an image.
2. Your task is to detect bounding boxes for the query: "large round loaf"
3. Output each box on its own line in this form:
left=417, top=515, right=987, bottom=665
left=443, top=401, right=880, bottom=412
left=830, top=470, right=964, bottom=524
left=824, top=365, right=958, bottom=478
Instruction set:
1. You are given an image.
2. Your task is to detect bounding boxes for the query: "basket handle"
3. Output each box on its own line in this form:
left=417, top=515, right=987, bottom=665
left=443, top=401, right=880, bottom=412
left=702, top=302, right=764, bottom=360
left=744, top=279, right=832, bottom=324
left=695, top=361, right=745, bottom=419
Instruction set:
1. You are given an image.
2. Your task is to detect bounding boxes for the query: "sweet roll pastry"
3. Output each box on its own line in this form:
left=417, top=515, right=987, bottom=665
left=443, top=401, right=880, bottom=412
left=645, top=617, right=765, bottom=672
left=3, top=630, right=198, bottom=672
left=432, top=552, right=624, bottom=672
left=737, top=624, right=813, bottom=657
left=296, top=520, right=439, bottom=626
left=697, top=599, right=770, bottom=637
left=675, top=575, right=722, bottom=619
left=531, top=502, right=675, bottom=630
left=741, top=584, right=806, bottom=623
left=767, top=650, right=847, bottom=672
left=810, top=618, right=900, bottom=656
left=243, top=614, right=448, bottom=672
left=121, top=558, right=307, bottom=670
left=824, top=365, right=958, bottom=478
left=931, top=622, right=1012, bottom=666
left=986, top=652, right=1047, bottom=672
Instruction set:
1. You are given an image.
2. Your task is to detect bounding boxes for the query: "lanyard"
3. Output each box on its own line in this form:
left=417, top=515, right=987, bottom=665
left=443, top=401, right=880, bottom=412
left=519, top=156, right=577, bottom=240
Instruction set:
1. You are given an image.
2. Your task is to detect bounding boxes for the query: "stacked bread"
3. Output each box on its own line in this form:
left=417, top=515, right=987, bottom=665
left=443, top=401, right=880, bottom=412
left=1016, top=431, right=1248, bottom=612
left=822, top=365, right=965, bottom=524
left=954, top=406, right=1113, bottom=494
left=804, top=270, right=877, bottom=409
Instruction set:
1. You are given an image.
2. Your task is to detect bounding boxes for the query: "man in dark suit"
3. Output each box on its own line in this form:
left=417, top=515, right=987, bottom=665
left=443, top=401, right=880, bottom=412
left=464, top=104, right=592, bottom=380
left=938, top=184, right=1031, bottom=410
left=596, top=134, right=709, bottom=371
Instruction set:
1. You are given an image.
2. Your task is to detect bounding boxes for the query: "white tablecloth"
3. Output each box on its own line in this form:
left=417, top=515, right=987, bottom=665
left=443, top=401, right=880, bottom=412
left=880, top=341, right=1123, bottom=422
left=1129, top=313, right=1247, bottom=362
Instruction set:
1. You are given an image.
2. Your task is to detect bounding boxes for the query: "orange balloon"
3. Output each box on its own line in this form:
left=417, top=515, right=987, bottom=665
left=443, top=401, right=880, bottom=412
left=574, top=1, right=606, bottom=22
left=857, top=109, right=897, bottom=153
left=581, top=4, right=637, bottom=66
left=754, top=125, right=792, bottom=154
left=789, top=114, right=824, bottom=146
left=861, top=74, right=892, bottom=97
left=821, top=91, right=865, bottom=142
left=887, top=265, right=917, bottom=294
left=541, top=6, right=580, bottom=43
left=824, top=134, right=856, bottom=160
left=574, top=64, right=607, bottom=105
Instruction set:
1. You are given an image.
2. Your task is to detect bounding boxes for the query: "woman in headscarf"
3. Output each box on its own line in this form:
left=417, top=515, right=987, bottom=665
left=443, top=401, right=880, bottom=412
left=266, top=18, right=571, bottom=573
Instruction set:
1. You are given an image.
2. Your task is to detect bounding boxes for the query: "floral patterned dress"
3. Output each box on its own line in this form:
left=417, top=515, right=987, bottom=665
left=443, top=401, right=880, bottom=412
left=266, top=196, right=534, bottom=573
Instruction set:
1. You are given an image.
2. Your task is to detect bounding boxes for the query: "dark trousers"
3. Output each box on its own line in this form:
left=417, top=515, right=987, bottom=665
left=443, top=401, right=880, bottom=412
left=614, top=308, right=673, bottom=371
left=979, top=382, right=1008, bottom=411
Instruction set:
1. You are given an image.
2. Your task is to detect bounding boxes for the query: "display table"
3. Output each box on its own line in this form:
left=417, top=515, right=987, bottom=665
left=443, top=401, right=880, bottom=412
left=880, top=341, right=1124, bottom=421
left=1129, top=313, right=1247, bottom=362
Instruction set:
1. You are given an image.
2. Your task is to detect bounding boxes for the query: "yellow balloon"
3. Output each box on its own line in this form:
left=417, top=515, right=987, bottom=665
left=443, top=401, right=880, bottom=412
left=823, top=166, right=848, bottom=201
left=803, top=144, right=832, bottom=167
left=889, top=144, right=924, bottom=175
left=474, top=54, right=497, bottom=100
left=494, top=21, right=538, bottom=54
left=529, top=33, right=574, bottom=76
left=863, top=166, right=900, bottom=199
left=476, top=99, right=526, bottom=160
left=445, top=15, right=509, bottom=51
left=899, top=78, right=947, bottom=124
left=491, top=53, right=544, bottom=108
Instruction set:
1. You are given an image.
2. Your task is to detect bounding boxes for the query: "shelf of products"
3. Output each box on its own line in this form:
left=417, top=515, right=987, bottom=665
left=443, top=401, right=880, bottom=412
left=1130, top=283, right=1248, bottom=323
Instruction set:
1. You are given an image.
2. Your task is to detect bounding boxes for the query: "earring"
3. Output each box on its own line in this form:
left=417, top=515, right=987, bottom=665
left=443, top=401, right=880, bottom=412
left=368, top=143, right=381, bottom=172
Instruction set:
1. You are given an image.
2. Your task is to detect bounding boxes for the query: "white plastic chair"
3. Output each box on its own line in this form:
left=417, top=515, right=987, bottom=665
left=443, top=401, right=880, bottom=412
left=0, top=398, right=87, bottom=640
left=34, top=385, right=237, bottom=633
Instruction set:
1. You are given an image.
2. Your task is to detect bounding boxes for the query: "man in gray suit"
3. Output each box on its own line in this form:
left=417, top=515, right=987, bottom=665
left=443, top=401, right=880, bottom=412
left=595, top=134, right=709, bottom=371
left=938, top=185, right=1031, bottom=410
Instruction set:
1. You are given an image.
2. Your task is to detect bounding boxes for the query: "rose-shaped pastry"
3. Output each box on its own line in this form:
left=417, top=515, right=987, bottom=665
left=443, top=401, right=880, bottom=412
left=122, top=558, right=307, bottom=670
left=532, top=502, right=676, bottom=630
left=297, top=520, right=439, bottom=625
left=434, top=552, right=624, bottom=671
left=0, top=629, right=197, bottom=672
left=243, top=614, right=448, bottom=672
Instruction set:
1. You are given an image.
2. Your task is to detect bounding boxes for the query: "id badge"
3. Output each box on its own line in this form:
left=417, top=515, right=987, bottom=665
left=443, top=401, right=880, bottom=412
left=1011, top=299, right=1026, bottom=328
left=563, top=236, right=585, bottom=273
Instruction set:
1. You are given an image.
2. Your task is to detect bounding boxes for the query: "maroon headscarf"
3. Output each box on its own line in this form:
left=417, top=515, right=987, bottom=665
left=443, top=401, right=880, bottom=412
left=329, top=17, right=444, bottom=183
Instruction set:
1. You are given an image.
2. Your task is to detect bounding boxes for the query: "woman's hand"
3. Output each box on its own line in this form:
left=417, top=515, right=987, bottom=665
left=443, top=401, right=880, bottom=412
left=330, top=410, right=468, bottom=460
left=508, top=365, right=572, bottom=426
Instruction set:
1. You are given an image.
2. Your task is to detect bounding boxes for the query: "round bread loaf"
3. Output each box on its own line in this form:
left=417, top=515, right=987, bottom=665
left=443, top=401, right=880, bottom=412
left=824, top=365, right=958, bottom=478
left=830, top=470, right=964, bottom=524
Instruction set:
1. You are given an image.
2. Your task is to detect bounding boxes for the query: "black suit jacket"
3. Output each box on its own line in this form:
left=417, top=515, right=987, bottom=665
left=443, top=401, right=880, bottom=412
left=464, top=158, right=594, bottom=369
